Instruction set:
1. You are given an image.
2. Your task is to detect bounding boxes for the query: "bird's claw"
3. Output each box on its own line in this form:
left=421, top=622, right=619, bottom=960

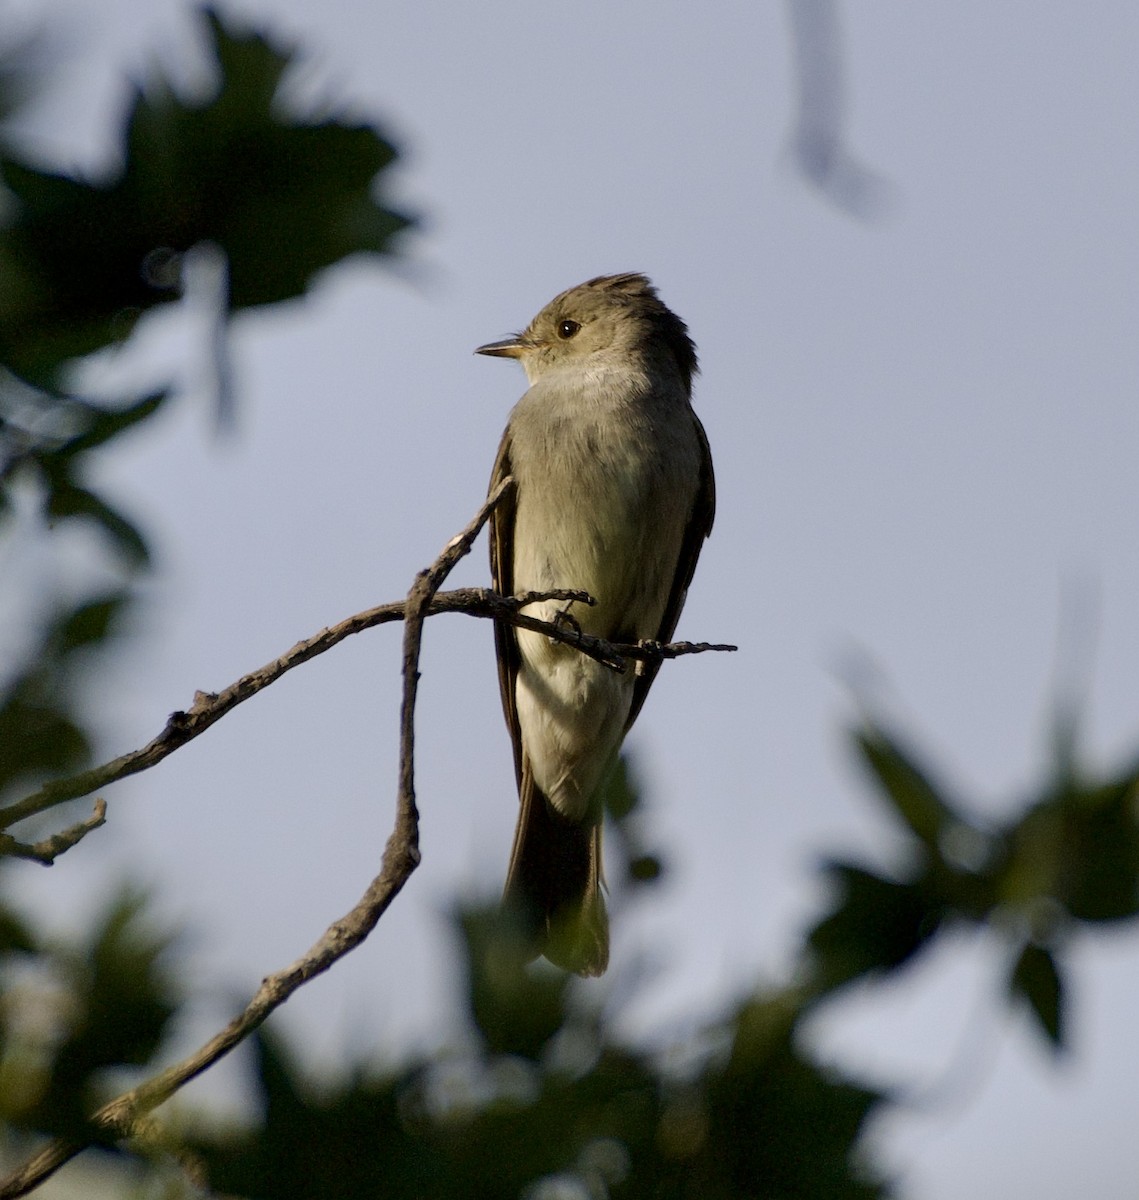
left=550, top=606, right=583, bottom=643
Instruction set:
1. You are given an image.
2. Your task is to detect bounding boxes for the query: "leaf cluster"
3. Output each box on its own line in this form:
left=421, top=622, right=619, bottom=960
left=0, top=3, right=409, bottom=854
left=9, top=696, right=1139, bottom=1199
left=0, top=593, right=129, bottom=804
left=805, top=718, right=1139, bottom=1049
left=184, top=936, right=885, bottom=1200
left=0, top=761, right=889, bottom=1199
left=162, top=764, right=883, bottom=1199
left=0, top=7, right=409, bottom=384
left=0, top=888, right=178, bottom=1147
left=0, top=4, right=409, bottom=563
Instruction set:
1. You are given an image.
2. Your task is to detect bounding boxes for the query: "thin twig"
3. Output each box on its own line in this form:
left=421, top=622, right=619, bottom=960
left=0, top=479, right=736, bottom=1196
left=1, top=585, right=735, bottom=833
left=0, top=480, right=512, bottom=1200
left=0, top=586, right=586, bottom=832
left=0, top=800, right=107, bottom=865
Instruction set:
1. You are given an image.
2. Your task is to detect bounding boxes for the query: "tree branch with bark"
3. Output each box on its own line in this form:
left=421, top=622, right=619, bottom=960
left=0, top=479, right=734, bottom=1198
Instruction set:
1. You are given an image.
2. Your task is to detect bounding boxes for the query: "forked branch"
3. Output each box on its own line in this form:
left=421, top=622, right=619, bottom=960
left=0, top=481, right=509, bottom=1199
left=0, top=480, right=734, bottom=1197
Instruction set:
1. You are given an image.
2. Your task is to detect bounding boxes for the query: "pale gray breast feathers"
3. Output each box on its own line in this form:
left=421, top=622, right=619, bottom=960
left=506, top=363, right=702, bottom=642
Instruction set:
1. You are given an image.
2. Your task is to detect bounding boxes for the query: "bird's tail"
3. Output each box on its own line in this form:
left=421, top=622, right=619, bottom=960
left=503, top=764, right=608, bottom=977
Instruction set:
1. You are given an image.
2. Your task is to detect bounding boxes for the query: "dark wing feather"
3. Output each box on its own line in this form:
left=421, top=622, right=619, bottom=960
left=488, top=429, right=524, bottom=787
left=625, top=411, right=716, bottom=731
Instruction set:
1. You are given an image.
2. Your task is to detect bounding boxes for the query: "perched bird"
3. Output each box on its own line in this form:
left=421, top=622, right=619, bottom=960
left=478, top=273, right=715, bottom=976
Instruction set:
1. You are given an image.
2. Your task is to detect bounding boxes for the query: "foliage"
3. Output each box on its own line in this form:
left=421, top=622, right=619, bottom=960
left=5, top=724, right=1139, bottom=1197
left=185, top=922, right=886, bottom=1200
left=0, top=2, right=409, bottom=814
left=0, top=5, right=408, bottom=1185
left=168, top=728, right=1139, bottom=1198
left=0, top=889, right=178, bottom=1146
left=0, top=7, right=409, bottom=386
left=806, top=718, right=1139, bottom=1051
left=0, top=594, right=129, bottom=797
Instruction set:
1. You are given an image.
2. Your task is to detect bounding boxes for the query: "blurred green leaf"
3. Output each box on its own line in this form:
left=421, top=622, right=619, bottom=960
left=0, top=163, right=152, bottom=377
left=0, top=592, right=131, bottom=801
left=1009, top=941, right=1064, bottom=1051
left=603, top=754, right=640, bottom=822
left=808, top=862, right=944, bottom=992
left=45, top=479, right=150, bottom=564
left=854, top=722, right=957, bottom=851
left=629, top=853, right=662, bottom=882
left=603, top=754, right=667, bottom=890
left=189, top=933, right=890, bottom=1200
left=56, top=592, right=129, bottom=652
left=435, top=1032, right=680, bottom=1197
left=2, top=382, right=167, bottom=563
left=78, top=888, right=178, bottom=1063
left=459, top=903, right=568, bottom=1059
left=0, top=6, right=411, bottom=382
left=0, top=903, right=35, bottom=954
left=695, top=996, right=887, bottom=1199
left=997, top=764, right=1139, bottom=929
left=0, top=693, right=89, bottom=793
left=11, top=887, right=178, bottom=1143
left=193, top=1030, right=434, bottom=1200
left=1059, top=775, right=1139, bottom=923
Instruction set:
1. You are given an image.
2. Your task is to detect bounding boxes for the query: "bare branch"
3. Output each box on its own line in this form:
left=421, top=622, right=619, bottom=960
left=0, top=481, right=511, bottom=1200
left=627, top=639, right=739, bottom=661
left=0, top=476, right=735, bottom=1196
left=0, top=799, right=107, bottom=864
left=1, top=577, right=734, bottom=832
left=0, top=592, right=588, bottom=832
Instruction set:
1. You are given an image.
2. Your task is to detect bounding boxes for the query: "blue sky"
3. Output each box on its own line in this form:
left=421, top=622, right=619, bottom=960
left=7, top=2, right=1139, bottom=1196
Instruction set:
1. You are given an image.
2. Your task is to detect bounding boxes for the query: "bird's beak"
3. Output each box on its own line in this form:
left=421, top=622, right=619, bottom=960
left=475, top=335, right=526, bottom=359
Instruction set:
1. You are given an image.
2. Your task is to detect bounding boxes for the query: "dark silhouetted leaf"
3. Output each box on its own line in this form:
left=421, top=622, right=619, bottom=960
left=1009, top=941, right=1064, bottom=1050
left=0, top=388, right=167, bottom=563
left=193, top=1029, right=434, bottom=1200
left=12, top=888, right=178, bottom=1143
left=1060, top=775, right=1139, bottom=923
left=854, top=721, right=957, bottom=851
left=629, top=853, right=662, bottom=882
left=603, top=754, right=667, bottom=889
left=0, top=695, right=89, bottom=792
left=57, top=391, right=167, bottom=456
left=808, top=862, right=943, bottom=992
left=0, top=587, right=138, bottom=800
left=46, top=481, right=149, bottom=564
left=52, top=593, right=127, bottom=654
left=459, top=903, right=568, bottom=1059
left=0, top=162, right=155, bottom=378
left=0, top=9, right=410, bottom=382
left=698, top=997, right=887, bottom=1199
left=602, top=753, right=639, bottom=821
left=78, top=888, right=179, bottom=1065
left=0, top=903, right=35, bottom=954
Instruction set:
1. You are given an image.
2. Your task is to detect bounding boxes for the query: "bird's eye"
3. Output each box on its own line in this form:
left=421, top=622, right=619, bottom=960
left=557, top=318, right=581, bottom=340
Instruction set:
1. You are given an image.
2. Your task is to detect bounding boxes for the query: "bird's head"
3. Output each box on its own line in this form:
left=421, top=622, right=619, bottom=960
left=476, top=272, right=697, bottom=391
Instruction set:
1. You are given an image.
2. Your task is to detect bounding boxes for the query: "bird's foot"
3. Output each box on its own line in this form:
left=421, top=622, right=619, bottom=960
left=550, top=606, right=583, bottom=644
left=634, top=638, right=662, bottom=676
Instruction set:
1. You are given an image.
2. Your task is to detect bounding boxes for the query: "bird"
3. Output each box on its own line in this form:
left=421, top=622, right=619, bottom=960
left=477, top=272, right=715, bottom=976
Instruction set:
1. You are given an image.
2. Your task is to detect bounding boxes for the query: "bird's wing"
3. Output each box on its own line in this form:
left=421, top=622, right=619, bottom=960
left=625, top=411, right=716, bottom=731
left=488, top=428, right=524, bottom=787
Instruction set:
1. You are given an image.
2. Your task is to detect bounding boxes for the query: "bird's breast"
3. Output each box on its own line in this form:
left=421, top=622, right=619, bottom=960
left=506, top=370, right=700, bottom=643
